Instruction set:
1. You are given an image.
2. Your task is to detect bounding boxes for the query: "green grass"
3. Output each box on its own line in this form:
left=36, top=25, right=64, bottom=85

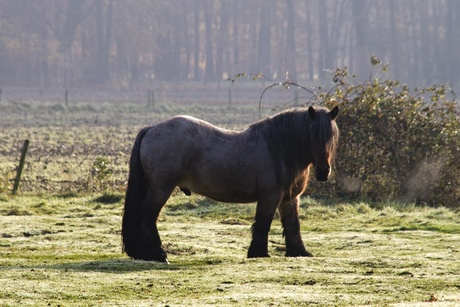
left=1, top=193, right=459, bottom=306
left=1, top=98, right=459, bottom=305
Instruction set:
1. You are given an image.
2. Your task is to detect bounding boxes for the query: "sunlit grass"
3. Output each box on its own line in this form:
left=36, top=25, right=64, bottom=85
left=1, top=100, right=459, bottom=305
left=1, top=194, right=459, bottom=306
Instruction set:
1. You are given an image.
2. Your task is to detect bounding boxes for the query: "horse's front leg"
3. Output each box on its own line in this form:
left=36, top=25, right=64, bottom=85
left=248, top=192, right=282, bottom=258
left=278, top=196, right=313, bottom=257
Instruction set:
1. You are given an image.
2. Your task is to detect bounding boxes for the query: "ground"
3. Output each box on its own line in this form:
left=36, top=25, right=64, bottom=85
left=1, top=98, right=459, bottom=306
left=1, top=194, right=459, bottom=306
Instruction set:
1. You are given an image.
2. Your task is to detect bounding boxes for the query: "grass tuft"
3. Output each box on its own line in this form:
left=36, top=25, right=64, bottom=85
left=57, top=192, right=79, bottom=199
left=94, top=192, right=123, bottom=204
left=3, top=205, right=30, bottom=216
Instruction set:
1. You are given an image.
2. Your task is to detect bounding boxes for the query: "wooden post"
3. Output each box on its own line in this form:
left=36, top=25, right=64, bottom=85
left=12, top=139, right=30, bottom=195
left=228, top=88, right=232, bottom=108
left=148, top=89, right=154, bottom=106
left=65, top=88, right=69, bottom=106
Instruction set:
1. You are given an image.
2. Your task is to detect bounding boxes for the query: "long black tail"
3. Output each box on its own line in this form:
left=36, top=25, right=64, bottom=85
left=122, top=126, right=151, bottom=258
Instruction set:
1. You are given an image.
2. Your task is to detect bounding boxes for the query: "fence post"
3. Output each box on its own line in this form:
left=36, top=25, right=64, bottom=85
left=12, top=139, right=30, bottom=195
left=147, top=89, right=155, bottom=106
left=228, top=88, right=232, bottom=108
left=65, top=88, right=69, bottom=107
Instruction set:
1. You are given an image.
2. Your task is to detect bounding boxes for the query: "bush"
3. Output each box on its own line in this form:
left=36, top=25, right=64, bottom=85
left=319, top=58, right=460, bottom=206
left=89, top=156, right=114, bottom=192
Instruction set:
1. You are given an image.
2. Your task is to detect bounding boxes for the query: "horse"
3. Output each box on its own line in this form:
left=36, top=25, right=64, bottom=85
left=122, top=106, right=339, bottom=262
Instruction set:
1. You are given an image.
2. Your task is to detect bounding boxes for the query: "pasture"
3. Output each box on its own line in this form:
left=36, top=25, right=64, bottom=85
left=1, top=98, right=460, bottom=306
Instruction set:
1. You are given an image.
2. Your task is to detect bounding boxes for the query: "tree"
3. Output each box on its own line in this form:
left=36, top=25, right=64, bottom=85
left=204, top=0, right=215, bottom=81
left=257, top=1, right=272, bottom=77
left=0, top=0, right=458, bottom=87
left=351, top=0, right=370, bottom=80
left=93, top=0, right=113, bottom=84
left=284, top=0, right=297, bottom=81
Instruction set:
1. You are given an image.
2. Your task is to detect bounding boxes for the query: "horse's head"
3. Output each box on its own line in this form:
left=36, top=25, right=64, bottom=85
left=308, top=106, right=339, bottom=181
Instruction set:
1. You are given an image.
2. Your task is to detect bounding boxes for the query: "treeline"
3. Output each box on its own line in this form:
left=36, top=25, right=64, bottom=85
left=0, top=0, right=459, bottom=87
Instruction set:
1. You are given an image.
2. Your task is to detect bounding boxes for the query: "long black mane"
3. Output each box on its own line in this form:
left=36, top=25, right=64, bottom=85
left=250, top=107, right=338, bottom=187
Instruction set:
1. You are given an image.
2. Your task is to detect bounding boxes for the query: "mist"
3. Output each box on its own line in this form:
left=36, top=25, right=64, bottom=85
left=0, top=0, right=459, bottom=92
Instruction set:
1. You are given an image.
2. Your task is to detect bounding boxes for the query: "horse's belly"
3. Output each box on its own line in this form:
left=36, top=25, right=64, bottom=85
left=200, top=192, right=257, bottom=203
left=177, top=137, right=269, bottom=203
left=202, top=190, right=257, bottom=203
left=179, top=179, right=258, bottom=203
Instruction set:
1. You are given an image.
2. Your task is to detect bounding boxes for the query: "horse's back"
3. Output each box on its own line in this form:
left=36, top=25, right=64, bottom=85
left=142, top=115, right=236, bottom=151
left=139, top=115, right=242, bottom=178
left=139, top=115, right=274, bottom=202
left=140, top=116, right=213, bottom=169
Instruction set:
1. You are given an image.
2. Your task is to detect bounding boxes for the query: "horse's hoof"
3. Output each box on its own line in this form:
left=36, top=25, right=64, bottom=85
left=151, top=254, right=169, bottom=263
left=247, top=251, right=270, bottom=258
left=147, top=258, right=169, bottom=264
left=286, top=251, right=313, bottom=257
left=247, top=255, right=270, bottom=259
left=128, top=248, right=168, bottom=262
left=131, top=255, right=169, bottom=262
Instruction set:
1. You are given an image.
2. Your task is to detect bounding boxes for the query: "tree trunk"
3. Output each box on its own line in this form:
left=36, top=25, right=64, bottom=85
left=94, top=0, right=113, bottom=84
left=193, top=0, right=201, bottom=80
left=216, top=0, right=229, bottom=81
left=305, top=0, right=314, bottom=80
left=389, top=0, right=400, bottom=80
left=318, top=0, right=329, bottom=72
left=351, top=0, right=369, bottom=80
left=204, top=0, right=215, bottom=81
left=285, top=0, right=297, bottom=81
left=257, top=1, right=272, bottom=77
left=232, top=0, right=240, bottom=66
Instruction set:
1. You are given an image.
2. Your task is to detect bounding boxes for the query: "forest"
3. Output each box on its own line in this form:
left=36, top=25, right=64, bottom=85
left=0, top=0, right=459, bottom=89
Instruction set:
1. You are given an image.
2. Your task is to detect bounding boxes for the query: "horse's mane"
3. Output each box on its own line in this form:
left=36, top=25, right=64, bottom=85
left=250, top=107, right=338, bottom=187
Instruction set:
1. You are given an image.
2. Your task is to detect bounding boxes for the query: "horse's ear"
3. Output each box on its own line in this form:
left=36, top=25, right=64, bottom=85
left=329, top=106, right=339, bottom=120
left=308, top=106, right=316, bottom=120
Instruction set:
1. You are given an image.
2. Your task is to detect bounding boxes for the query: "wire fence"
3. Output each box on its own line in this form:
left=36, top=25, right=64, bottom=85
left=0, top=81, right=327, bottom=195
left=0, top=81, right=312, bottom=108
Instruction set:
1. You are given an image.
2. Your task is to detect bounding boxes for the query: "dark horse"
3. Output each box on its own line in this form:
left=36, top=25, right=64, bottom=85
left=122, top=106, right=339, bottom=262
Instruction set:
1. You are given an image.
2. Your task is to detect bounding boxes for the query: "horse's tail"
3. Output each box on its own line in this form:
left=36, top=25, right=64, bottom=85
left=122, top=126, right=151, bottom=258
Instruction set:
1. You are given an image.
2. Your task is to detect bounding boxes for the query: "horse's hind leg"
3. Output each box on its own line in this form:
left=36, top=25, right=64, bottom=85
left=137, top=186, right=174, bottom=262
left=279, top=196, right=313, bottom=257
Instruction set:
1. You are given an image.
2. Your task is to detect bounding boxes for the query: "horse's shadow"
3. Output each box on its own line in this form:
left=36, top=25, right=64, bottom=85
left=27, top=258, right=179, bottom=274
left=20, top=257, right=227, bottom=273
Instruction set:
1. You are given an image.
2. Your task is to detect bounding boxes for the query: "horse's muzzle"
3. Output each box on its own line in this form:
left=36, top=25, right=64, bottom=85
left=315, top=166, right=330, bottom=182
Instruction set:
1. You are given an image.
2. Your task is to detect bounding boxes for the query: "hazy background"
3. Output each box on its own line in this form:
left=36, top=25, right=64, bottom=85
left=0, top=0, right=459, bottom=98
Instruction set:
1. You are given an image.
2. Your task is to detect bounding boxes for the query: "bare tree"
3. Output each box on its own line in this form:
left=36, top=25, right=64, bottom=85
left=257, top=1, right=273, bottom=77
left=94, top=0, right=113, bottom=83
left=351, top=0, right=370, bottom=80
left=0, top=0, right=457, bottom=87
left=284, top=0, right=297, bottom=81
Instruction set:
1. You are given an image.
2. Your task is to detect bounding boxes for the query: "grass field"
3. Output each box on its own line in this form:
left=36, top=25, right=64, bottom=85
left=0, top=101, right=263, bottom=194
left=1, top=194, right=459, bottom=306
left=1, top=99, right=460, bottom=306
